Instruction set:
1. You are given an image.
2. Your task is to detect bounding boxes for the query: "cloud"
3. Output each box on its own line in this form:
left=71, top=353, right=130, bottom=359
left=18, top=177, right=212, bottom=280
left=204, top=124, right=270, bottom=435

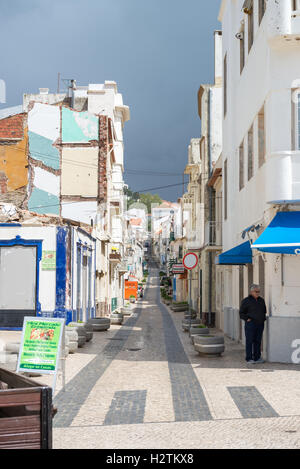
left=0, top=0, right=221, bottom=201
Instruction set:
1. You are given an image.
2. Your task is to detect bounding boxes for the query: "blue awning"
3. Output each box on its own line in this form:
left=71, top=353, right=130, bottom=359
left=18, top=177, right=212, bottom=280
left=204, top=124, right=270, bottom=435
left=251, top=212, right=300, bottom=254
left=216, top=241, right=252, bottom=265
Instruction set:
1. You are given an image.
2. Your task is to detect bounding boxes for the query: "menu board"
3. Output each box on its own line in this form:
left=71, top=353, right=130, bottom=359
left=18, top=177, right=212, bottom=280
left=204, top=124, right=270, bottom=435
left=17, top=317, right=65, bottom=375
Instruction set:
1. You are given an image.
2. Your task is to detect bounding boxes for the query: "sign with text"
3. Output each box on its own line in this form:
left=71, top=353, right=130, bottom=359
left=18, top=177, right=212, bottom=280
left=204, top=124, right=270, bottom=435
left=17, top=317, right=65, bottom=375
left=172, top=264, right=185, bottom=274
left=42, top=251, right=56, bottom=270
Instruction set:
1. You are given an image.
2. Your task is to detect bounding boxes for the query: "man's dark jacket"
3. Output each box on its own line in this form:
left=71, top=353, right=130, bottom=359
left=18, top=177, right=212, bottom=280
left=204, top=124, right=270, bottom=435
left=239, top=296, right=267, bottom=325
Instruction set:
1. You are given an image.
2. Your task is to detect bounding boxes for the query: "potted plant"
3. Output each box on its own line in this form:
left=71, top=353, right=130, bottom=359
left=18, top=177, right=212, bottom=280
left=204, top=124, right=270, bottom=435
left=129, top=295, right=136, bottom=303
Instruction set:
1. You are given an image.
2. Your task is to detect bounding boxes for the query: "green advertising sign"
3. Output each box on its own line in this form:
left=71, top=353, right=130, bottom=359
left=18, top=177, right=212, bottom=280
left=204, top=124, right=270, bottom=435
left=17, top=317, right=65, bottom=374
left=42, top=251, right=56, bottom=271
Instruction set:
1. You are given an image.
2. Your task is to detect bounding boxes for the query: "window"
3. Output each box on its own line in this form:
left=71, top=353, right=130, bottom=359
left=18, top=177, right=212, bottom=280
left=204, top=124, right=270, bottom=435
left=258, top=0, right=266, bottom=24
left=224, top=159, right=228, bottom=220
left=248, top=125, right=254, bottom=181
left=292, top=89, right=300, bottom=150
left=292, top=1, right=300, bottom=11
left=240, top=25, right=245, bottom=74
left=239, top=141, right=245, bottom=191
left=224, top=54, right=227, bottom=117
left=247, top=1, right=254, bottom=53
left=258, top=105, right=266, bottom=167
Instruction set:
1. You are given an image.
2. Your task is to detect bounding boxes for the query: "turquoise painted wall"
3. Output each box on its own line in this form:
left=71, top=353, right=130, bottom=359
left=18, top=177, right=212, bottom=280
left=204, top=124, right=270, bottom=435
left=28, top=131, right=60, bottom=170
left=62, top=108, right=98, bottom=143
left=28, top=187, right=59, bottom=215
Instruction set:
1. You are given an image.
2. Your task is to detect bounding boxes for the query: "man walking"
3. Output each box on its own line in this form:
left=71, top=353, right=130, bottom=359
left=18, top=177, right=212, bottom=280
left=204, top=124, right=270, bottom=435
left=239, top=284, right=267, bottom=364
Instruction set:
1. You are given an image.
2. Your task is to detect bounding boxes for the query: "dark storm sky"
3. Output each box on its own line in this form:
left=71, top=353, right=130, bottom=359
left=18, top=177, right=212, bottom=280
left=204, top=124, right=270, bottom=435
left=0, top=0, right=221, bottom=202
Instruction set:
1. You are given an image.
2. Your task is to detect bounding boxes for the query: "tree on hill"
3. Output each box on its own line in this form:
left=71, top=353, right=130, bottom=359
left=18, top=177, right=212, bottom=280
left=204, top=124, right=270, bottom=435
left=124, top=187, right=162, bottom=214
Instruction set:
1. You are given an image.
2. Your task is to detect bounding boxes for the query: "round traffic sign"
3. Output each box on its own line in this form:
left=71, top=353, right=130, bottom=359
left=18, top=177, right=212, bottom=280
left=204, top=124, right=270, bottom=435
left=183, top=253, right=198, bottom=270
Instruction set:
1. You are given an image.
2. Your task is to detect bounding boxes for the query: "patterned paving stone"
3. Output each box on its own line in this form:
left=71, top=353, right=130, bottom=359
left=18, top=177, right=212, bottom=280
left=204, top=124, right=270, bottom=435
left=228, top=386, right=279, bottom=419
left=53, top=299, right=147, bottom=428
left=104, top=390, right=147, bottom=426
left=157, top=280, right=212, bottom=422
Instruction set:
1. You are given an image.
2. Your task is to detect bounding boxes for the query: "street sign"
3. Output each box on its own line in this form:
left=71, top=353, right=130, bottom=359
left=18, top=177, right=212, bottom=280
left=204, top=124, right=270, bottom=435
left=183, top=252, right=198, bottom=270
left=172, top=264, right=185, bottom=274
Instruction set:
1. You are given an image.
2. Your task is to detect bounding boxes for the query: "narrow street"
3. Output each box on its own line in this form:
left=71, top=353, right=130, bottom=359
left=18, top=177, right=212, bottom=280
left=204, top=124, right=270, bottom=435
left=52, top=263, right=300, bottom=449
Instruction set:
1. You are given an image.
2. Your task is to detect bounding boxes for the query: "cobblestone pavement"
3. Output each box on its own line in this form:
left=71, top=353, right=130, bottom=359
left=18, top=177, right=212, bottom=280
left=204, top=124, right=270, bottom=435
left=10, top=265, right=300, bottom=449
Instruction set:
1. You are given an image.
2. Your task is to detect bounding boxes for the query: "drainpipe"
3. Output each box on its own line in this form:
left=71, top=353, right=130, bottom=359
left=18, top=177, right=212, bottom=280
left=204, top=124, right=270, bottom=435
left=208, top=87, right=213, bottom=326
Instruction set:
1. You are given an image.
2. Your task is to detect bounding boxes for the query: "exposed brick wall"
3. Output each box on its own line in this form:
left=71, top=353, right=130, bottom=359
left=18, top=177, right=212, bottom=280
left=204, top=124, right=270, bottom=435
left=0, top=113, right=26, bottom=140
left=99, top=115, right=108, bottom=202
left=0, top=186, right=27, bottom=206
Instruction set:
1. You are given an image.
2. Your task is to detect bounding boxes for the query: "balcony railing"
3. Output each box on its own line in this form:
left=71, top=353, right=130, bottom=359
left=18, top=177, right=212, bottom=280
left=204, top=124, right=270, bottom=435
left=204, top=222, right=222, bottom=247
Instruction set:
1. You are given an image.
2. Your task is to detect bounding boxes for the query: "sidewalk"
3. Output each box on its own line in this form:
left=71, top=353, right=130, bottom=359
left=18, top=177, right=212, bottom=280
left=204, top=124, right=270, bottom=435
left=1, top=271, right=300, bottom=449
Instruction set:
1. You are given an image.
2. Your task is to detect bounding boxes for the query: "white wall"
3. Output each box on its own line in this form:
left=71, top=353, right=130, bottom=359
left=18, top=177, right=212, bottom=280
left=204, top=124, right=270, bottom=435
left=220, top=0, right=300, bottom=332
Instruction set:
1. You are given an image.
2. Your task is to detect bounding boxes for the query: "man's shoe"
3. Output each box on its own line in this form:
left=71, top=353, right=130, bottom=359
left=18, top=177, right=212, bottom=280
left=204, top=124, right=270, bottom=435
left=246, top=360, right=255, bottom=364
left=254, top=358, right=265, bottom=364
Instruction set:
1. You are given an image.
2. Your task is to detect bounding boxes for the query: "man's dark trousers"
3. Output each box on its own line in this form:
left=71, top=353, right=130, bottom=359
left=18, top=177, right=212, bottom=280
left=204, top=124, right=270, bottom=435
left=245, top=321, right=264, bottom=362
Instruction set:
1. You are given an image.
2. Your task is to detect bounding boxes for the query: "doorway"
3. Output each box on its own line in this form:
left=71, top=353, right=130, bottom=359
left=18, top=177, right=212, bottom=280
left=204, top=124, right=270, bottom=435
left=0, top=245, right=37, bottom=327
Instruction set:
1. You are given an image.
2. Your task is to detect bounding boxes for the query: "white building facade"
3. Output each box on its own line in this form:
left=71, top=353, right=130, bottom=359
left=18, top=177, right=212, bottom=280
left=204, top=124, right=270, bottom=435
left=219, top=0, right=300, bottom=362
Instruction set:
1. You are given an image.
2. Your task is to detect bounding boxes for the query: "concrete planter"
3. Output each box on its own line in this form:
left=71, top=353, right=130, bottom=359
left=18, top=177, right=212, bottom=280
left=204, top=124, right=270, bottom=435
left=4, top=343, right=20, bottom=354
left=190, top=327, right=210, bottom=344
left=78, top=336, right=86, bottom=348
left=172, top=305, right=189, bottom=312
left=68, top=340, right=78, bottom=354
left=1, top=354, right=18, bottom=372
left=182, top=319, right=202, bottom=332
left=68, top=322, right=87, bottom=347
left=193, top=335, right=225, bottom=356
left=110, top=312, right=123, bottom=325
left=65, top=328, right=79, bottom=341
left=87, top=317, right=111, bottom=331
left=184, top=313, right=197, bottom=320
left=83, top=323, right=94, bottom=342
left=121, top=307, right=132, bottom=316
left=189, top=326, right=210, bottom=337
